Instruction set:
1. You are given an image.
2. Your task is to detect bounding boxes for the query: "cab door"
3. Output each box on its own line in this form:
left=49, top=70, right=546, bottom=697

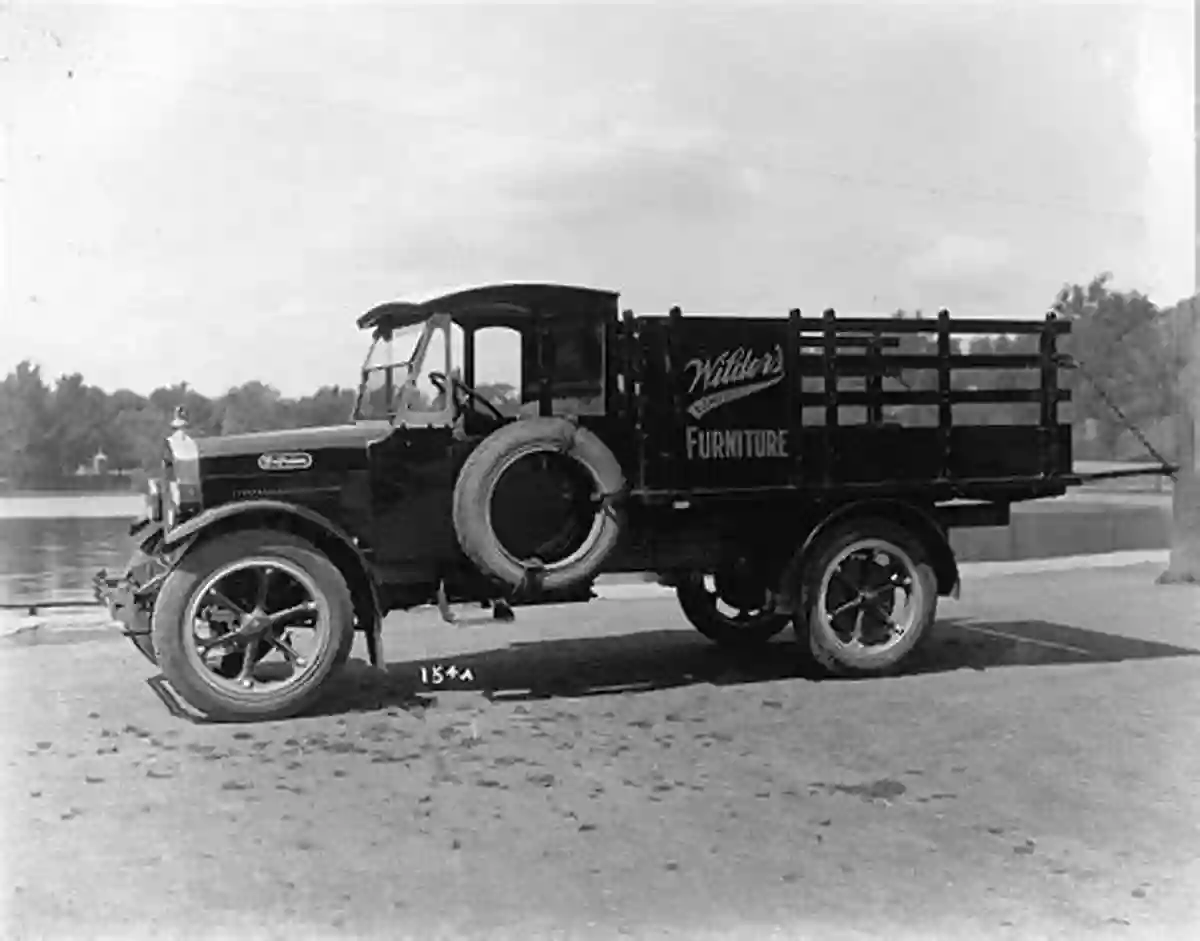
left=367, top=318, right=524, bottom=573
left=368, top=318, right=462, bottom=571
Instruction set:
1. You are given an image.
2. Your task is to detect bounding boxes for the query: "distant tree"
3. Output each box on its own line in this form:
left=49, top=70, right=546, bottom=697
left=45, top=373, right=108, bottom=476
left=1054, top=273, right=1173, bottom=461
left=108, top=405, right=170, bottom=472
left=0, top=361, right=55, bottom=484
left=290, top=385, right=357, bottom=427
left=218, top=381, right=285, bottom=435
left=883, top=309, right=941, bottom=427
left=99, top=389, right=150, bottom=471
left=475, top=381, right=521, bottom=416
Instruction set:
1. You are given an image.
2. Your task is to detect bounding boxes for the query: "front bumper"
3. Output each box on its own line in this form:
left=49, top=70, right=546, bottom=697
left=92, top=568, right=149, bottom=633
left=93, top=566, right=158, bottom=665
left=93, top=521, right=167, bottom=664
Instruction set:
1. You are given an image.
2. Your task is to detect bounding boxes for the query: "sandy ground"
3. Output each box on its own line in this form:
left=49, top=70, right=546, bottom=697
left=2, top=564, right=1198, bottom=941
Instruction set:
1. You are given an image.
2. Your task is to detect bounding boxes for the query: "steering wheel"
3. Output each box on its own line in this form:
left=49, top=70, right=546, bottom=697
left=427, top=371, right=507, bottom=423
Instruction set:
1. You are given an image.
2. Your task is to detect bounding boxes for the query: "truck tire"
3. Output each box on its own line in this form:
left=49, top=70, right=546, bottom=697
left=152, top=529, right=353, bottom=722
left=453, top=417, right=625, bottom=594
left=796, top=517, right=938, bottom=677
left=676, top=571, right=791, bottom=648
left=333, top=625, right=355, bottom=667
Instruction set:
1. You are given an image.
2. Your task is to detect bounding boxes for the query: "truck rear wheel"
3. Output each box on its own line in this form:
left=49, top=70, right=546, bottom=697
left=796, top=517, right=938, bottom=676
left=676, top=570, right=790, bottom=648
left=152, top=529, right=353, bottom=722
left=453, top=417, right=625, bottom=594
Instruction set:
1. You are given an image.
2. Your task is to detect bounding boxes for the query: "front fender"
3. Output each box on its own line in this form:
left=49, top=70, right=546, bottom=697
left=162, top=498, right=353, bottom=550
left=162, top=499, right=385, bottom=666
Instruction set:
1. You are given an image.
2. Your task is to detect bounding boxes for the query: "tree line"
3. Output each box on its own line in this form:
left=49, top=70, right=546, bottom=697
left=0, top=274, right=1188, bottom=488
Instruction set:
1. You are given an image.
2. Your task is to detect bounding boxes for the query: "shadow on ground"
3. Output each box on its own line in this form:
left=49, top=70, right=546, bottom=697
left=304, top=617, right=1199, bottom=718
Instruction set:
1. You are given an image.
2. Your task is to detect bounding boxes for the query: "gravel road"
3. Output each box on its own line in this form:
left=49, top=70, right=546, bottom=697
left=2, top=564, right=1198, bottom=940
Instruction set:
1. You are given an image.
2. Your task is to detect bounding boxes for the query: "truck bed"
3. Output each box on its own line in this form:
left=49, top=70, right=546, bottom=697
left=618, top=306, right=1076, bottom=505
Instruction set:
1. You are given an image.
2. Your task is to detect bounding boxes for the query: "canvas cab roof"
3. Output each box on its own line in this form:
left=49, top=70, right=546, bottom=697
left=356, top=282, right=620, bottom=332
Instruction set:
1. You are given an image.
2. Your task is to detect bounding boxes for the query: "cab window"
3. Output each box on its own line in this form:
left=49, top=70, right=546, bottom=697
left=472, top=325, right=523, bottom=416
left=522, top=319, right=605, bottom=416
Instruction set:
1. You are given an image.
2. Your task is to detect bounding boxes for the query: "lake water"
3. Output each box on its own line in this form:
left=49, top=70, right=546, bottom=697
left=0, top=493, right=144, bottom=606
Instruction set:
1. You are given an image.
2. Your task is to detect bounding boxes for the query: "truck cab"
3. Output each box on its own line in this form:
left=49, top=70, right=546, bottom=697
left=353, top=284, right=615, bottom=429
left=346, top=285, right=624, bottom=608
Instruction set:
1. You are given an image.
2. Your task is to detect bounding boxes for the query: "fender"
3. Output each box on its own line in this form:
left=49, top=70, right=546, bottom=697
left=776, top=498, right=960, bottom=611
left=162, top=499, right=386, bottom=667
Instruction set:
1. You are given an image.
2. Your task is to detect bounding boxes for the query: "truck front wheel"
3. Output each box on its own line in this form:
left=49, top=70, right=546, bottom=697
left=797, top=517, right=938, bottom=676
left=152, top=529, right=353, bottom=722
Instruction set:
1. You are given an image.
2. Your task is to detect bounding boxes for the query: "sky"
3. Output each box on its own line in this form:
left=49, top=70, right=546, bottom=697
left=2, top=0, right=1195, bottom=398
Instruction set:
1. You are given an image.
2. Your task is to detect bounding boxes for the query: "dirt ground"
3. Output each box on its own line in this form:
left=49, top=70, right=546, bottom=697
left=2, top=564, right=1198, bottom=940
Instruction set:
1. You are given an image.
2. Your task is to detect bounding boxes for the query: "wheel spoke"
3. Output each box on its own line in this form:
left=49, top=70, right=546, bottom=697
left=860, top=594, right=897, bottom=622
left=850, top=608, right=866, bottom=644
left=830, top=567, right=858, bottom=594
left=269, top=632, right=307, bottom=669
left=206, top=588, right=247, bottom=618
left=254, top=565, right=274, bottom=611
left=197, top=631, right=238, bottom=653
left=236, top=644, right=257, bottom=687
left=860, top=582, right=903, bottom=602
left=864, top=611, right=900, bottom=638
left=829, top=597, right=864, bottom=619
left=266, top=600, right=318, bottom=627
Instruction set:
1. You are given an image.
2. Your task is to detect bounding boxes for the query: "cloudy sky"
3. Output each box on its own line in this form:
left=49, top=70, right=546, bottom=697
left=3, top=0, right=1194, bottom=398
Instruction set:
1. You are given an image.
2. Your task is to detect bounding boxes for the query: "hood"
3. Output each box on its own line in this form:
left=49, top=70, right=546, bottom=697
left=194, top=422, right=390, bottom=459
left=165, top=421, right=396, bottom=518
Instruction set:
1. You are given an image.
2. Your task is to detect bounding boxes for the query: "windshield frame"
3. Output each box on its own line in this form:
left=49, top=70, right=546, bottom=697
left=352, top=313, right=458, bottom=426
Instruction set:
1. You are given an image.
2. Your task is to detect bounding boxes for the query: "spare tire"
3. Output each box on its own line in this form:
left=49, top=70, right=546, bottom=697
left=452, top=417, right=626, bottom=594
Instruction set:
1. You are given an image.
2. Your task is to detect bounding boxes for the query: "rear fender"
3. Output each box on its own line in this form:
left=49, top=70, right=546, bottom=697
left=776, top=499, right=959, bottom=612
left=162, top=499, right=385, bottom=666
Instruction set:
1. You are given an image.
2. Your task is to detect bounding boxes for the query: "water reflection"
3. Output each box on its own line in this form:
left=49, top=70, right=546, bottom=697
left=0, top=514, right=136, bottom=606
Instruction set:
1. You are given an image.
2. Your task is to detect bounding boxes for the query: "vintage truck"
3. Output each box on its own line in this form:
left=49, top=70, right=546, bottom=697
left=94, top=282, right=1135, bottom=722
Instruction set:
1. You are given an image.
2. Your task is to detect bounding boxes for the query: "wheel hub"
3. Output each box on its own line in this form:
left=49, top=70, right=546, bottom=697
left=821, top=542, right=916, bottom=652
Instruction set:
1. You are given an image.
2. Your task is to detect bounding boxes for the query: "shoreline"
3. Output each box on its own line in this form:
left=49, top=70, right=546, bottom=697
left=0, top=491, right=144, bottom=521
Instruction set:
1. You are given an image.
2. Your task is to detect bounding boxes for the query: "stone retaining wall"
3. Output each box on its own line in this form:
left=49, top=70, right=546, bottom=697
left=951, top=501, right=1170, bottom=562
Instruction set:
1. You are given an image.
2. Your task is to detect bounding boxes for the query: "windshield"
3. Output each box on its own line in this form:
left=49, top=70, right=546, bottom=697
left=354, top=320, right=427, bottom=420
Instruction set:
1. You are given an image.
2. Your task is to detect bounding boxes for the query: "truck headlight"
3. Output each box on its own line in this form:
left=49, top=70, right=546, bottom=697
left=145, top=479, right=163, bottom=523
left=164, top=425, right=201, bottom=530
left=165, top=480, right=181, bottom=529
